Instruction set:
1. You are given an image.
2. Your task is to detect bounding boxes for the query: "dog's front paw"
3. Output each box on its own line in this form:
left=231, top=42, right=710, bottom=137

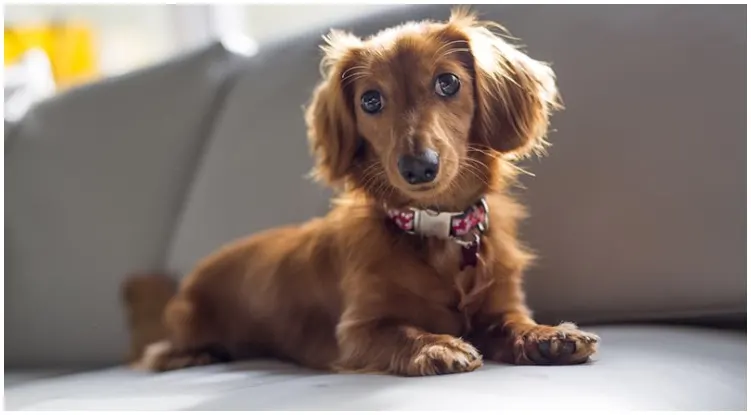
left=509, top=322, right=599, bottom=365
left=405, top=335, right=483, bottom=376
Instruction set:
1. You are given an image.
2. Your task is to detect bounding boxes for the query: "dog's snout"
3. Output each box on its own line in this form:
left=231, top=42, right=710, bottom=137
left=397, top=149, right=440, bottom=185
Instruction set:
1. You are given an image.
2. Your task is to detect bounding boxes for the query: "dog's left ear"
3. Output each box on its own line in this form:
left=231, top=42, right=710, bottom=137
left=449, top=9, right=562, bottom=157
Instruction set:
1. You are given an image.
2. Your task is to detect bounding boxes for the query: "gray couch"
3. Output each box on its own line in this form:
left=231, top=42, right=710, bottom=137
left=5, top=5, right=746, bottom=410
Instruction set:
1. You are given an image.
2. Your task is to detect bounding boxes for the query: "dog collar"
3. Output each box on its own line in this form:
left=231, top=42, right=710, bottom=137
left=385, top=197, right=489, bottom=270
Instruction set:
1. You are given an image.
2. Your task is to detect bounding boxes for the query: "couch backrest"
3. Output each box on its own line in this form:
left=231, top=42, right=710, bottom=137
left=5, top=42, right=248, bottom=368
left=5, top=4, right=745, bottom=368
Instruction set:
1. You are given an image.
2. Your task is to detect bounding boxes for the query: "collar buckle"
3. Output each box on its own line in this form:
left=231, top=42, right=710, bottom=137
left=413, top=208, right=456, bottom=238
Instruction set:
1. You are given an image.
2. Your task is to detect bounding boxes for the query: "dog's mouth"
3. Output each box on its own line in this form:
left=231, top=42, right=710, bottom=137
left=410, top=183, right=439, bottom=191
left=390, top=162, right=459, bottom=201
left=393, top=183, right=440, bottom=201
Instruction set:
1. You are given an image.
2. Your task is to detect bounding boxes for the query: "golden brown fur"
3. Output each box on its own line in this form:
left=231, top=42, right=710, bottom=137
left=139, top=8, right=599, bottom=376
left=121, top=273, right=177, bottom=367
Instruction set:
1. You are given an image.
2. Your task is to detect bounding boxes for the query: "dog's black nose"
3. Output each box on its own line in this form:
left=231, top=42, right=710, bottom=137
left=397, top=150, right=440, bottom=185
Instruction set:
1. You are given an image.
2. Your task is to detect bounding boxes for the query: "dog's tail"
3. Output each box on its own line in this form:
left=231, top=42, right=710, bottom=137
left=120, top=273, right=178, bottom=368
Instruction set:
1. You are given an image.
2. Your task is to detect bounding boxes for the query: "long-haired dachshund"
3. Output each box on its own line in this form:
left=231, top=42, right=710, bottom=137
left=138, top=8, right=599, bottom=376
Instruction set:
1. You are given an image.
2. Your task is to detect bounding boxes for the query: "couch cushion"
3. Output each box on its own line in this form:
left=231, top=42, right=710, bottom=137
left=167, top=4, right=745, bottom=324
left=5, top=42, right=247, bottom=368
left=4, top=325, right=746, bottom=411
left=4, top=370, right=75, bottom=389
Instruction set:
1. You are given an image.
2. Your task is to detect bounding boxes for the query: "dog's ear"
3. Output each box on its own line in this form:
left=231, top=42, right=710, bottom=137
left=305, top=30, right=364, bottom=188
left=449, top=8, right=562, bottom=158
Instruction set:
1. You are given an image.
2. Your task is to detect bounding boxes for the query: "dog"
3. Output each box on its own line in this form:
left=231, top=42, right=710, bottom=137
left=138, top=7, right=599, bottom=376
left=121, top=273, right=177, bottom=368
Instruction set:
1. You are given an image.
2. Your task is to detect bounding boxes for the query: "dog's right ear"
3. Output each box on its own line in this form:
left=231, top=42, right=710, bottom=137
left=305, top=30, right=364, bottom=188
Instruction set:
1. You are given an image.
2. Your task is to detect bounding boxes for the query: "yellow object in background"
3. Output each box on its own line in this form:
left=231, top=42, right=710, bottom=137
left=4, top=21, right=100, bottom=90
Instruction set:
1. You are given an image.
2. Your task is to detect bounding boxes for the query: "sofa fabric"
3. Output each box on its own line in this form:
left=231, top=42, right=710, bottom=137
left=5, top=326, right=746, bottom=411
left=5, top=42, right=247, bottom=368
left=164, top=38, right=334, bottom=274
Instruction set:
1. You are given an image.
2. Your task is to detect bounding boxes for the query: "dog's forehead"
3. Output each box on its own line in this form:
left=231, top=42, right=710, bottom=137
left=365, top=26, right=455, bottom=75
left=366, top=21, right=441, bottom=46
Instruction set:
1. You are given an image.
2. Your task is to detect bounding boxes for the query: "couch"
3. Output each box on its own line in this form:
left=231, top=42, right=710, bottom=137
left=5, top=4, right=746, bottom=410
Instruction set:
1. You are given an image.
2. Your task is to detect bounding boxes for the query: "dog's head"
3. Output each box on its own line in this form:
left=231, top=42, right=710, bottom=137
left=305, top=8, right=561, bottom=209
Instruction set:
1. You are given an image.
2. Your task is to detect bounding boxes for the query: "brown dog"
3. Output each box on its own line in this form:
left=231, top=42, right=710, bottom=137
left=139, top=8, right=599, bottom=376
left=121, top=273, right=177, bottom=367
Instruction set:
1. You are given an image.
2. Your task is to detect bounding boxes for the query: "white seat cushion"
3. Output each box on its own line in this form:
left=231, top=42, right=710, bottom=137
left=5, top=325, right=745, bottom=411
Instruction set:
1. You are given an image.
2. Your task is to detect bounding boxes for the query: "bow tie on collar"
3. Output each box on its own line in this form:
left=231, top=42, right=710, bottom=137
left=385, top=198, right=489, bottom=270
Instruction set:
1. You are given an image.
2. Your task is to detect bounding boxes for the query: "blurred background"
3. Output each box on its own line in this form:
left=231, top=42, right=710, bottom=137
left=4, top=4, right=403, bottom=121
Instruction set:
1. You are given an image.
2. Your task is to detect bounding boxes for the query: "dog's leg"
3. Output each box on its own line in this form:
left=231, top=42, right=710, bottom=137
left=335, top=319, right=483, bottom=376
left=138, top=295, right=233, bottom=372
left=121, top=273, right=177, bottom=365
left=137, top=340, right=232, bottom=372
left=471, top=271, right=599, bottom=365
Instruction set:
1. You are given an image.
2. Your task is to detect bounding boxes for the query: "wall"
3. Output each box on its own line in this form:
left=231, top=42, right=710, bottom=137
left=243, top=4, right=403, bottom=43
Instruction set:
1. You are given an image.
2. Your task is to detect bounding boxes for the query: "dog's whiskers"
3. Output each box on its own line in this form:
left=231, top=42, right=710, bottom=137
left=340, top=65, right=371, bottom=79
left=465, top=146, right=537, bottom=180
left=440, top=48, right=470, bottom=60
left=359, top=162, right=399, bottom=204
left=506, top=163, right=535, bottom=178
left=459, top=161, right=490, bottom=188
left=432, top=39, right=469, bottom=62
left=431, top=47, right=471, bottom=71
left=437, top=153, right=490, bottom=189
left=342, top=73, right=371, bottom=88
left=361, top=164, right=385, bottom=191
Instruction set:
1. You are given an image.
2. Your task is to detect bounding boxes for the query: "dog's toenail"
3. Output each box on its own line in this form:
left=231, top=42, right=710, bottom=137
left=433, top=358, right=450, bottom=373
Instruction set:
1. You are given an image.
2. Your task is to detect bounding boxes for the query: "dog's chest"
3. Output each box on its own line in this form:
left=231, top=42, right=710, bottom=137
left=424, top=241, right=465, bottom=281
left=422, top=239, right=491, bottom=333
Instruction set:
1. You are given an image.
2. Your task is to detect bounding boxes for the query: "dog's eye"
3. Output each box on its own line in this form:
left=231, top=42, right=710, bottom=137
left=360, top=90, right=383, bottom=114
left=435, top=73, right=460, bottom=97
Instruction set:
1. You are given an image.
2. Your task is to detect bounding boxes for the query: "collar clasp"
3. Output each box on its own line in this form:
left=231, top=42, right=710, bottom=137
left=413, top=208, right=456, bottom=238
